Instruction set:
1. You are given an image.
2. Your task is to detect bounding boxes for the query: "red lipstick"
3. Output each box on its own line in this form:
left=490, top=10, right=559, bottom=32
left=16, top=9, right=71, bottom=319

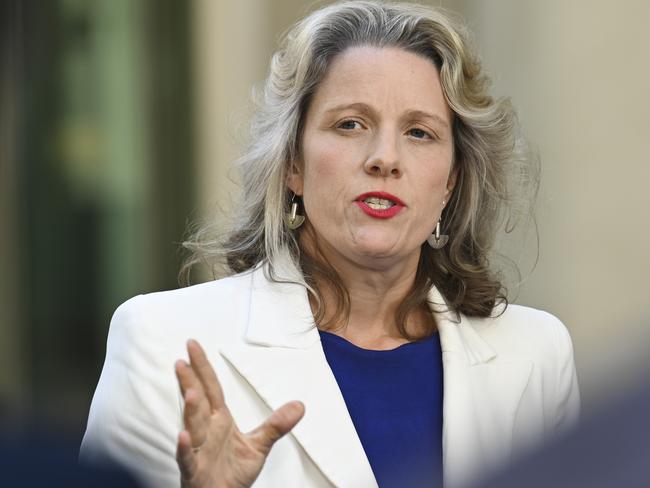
left=354, top=191, right=406, bottom=219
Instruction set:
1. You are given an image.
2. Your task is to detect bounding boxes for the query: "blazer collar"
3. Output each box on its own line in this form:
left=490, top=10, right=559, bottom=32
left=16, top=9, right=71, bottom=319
left=427, top=286, right=497, bottom=365
left=243, top=262, right=320, bottom=349
left=244, top=262, right=498, bottom=365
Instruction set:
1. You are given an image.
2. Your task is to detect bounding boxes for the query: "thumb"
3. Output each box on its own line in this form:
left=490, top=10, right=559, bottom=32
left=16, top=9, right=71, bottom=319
left=247, top=401, right=305, bottom=455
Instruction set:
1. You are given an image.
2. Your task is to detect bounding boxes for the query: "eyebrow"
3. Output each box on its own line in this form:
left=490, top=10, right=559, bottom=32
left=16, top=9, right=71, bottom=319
left=323, top=102, right=450, bottom=129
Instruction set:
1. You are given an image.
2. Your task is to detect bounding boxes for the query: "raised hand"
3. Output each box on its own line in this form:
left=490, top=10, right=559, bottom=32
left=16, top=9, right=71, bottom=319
left=175, top=339, right=305, bottom=488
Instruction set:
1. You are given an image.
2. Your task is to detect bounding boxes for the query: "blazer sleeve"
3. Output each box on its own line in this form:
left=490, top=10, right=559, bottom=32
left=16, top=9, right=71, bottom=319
left=551, top=317, right=581, bottom=434
left=80, top=296, right=183, bottom=488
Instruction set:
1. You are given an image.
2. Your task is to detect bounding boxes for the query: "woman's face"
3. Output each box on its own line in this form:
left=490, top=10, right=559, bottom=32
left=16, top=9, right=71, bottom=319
left=289, top=46, right=455, bottom=272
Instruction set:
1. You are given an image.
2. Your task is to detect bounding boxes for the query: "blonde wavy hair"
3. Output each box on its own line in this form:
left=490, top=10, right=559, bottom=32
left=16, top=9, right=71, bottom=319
left=181, top=0, right=538, bottom=339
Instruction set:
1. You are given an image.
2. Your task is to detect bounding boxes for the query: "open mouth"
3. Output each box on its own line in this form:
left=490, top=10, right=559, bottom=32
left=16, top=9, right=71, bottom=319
left=354, top=192, right=405, bottom=219
left=362, top=196, right=396, bottom=210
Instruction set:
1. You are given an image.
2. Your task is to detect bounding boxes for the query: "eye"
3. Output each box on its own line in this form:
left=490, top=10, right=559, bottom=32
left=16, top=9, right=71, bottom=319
left=407, top=127, right=434, bottom=140
left=336, top=119, right=363, bottom=130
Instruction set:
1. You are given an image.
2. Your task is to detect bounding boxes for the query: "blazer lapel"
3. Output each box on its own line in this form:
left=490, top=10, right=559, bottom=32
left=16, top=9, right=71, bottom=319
left=219, top=265, right=377, bottom=488
left=430, top=288, right=533, bottom=488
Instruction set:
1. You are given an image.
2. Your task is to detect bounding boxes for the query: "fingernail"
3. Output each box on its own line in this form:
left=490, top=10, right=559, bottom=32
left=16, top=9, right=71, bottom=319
left=293, top=401, right=305, bottom=413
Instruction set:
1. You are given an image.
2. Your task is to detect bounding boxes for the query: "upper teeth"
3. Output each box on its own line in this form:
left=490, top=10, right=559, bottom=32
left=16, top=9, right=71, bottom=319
left=364, top=197, right=394, bottom=209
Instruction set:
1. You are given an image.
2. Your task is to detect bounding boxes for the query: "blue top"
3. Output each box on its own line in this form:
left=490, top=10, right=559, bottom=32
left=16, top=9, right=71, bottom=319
left=318, top=329, right=444, bottom=488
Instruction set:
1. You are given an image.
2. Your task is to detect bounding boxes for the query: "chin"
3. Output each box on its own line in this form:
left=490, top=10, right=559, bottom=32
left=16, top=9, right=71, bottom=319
left=351, top=234, right=424, bottom=267
left=353, top=241, right=404, bottom=261
left=354, top=227, right=403, bottom=248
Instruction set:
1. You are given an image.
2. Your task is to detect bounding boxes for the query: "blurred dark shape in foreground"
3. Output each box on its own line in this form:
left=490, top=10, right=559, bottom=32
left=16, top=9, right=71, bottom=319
left=2, top=378, right=649, bottom=487
left=474, top=377, right=650, bottom=488
left=0, top=427, right=140, bottom=487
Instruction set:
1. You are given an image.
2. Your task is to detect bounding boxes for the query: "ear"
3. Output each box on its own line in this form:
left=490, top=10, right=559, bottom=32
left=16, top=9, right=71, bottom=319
left=286, top=162, right=304, bottom=196
left=444, top=166, right=458, bottom=203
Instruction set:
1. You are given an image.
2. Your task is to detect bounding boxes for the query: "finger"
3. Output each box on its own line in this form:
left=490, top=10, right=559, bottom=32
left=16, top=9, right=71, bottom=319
left=175, top=359, right=207, bottom=400
left=176, top=361, right=212, bottom=447
left=176, top=430, right=198, bottom=482
left=183, top=388, right=210, bottom=448
left=187, top=339, right=226, bottom=411
left=247, top=401, right=305, bottom=455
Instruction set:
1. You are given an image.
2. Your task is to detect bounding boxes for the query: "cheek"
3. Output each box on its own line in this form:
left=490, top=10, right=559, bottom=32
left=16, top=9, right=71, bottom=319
left=431, top=169, right=450, bottom=188
left=421, top=160, right=453, bottom=197
left=412, top=163, right=454, bottom=222
left=301, top=139, right=354, bottom=198
left=303, top=138, right=348, bottom=179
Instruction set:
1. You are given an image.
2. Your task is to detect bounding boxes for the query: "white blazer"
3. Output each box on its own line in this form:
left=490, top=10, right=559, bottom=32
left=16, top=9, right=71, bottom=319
left=80, top=263, right=580, bottom=488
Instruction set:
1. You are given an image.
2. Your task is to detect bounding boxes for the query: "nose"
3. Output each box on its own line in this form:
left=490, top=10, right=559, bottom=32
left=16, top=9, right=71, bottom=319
left=364, top=130, right=402, bottom=178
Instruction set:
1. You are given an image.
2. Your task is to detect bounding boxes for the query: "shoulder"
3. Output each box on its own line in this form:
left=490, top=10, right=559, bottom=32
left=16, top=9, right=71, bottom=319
left=473, top=303, right=581, bottom=433
left=108, top=269, right=257, bottom=353
left=467, top=303, right=575, bottom=364
left=81, top=270, right=260, bottom=482
left=118, top=269, right=255, bottom=319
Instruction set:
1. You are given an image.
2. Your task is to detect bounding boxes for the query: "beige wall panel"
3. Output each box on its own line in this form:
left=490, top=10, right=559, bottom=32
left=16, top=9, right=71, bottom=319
left=192, top=0, right=272, bottom=215
left=454, top=0, right=650, bottom=407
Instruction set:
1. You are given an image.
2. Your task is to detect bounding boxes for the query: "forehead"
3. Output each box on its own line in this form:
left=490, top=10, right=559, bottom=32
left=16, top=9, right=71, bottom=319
left=308, top=45, right=451, bottom=121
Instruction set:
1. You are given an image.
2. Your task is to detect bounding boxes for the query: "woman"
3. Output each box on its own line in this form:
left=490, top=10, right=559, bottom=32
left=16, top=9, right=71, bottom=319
left=80, top=2, right=580, bottom=487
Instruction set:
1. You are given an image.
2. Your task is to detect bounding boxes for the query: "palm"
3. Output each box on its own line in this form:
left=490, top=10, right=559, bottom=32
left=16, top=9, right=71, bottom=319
left=175, top=340, right=305, bottom=488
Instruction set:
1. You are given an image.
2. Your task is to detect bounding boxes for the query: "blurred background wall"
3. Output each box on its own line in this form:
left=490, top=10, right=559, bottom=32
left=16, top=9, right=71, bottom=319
left=1, top=0, right=648, bottom=441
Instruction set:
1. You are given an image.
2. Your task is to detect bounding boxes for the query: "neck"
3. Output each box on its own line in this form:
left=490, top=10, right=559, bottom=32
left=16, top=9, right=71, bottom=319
left=300, top=229, right=434, bottom=346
